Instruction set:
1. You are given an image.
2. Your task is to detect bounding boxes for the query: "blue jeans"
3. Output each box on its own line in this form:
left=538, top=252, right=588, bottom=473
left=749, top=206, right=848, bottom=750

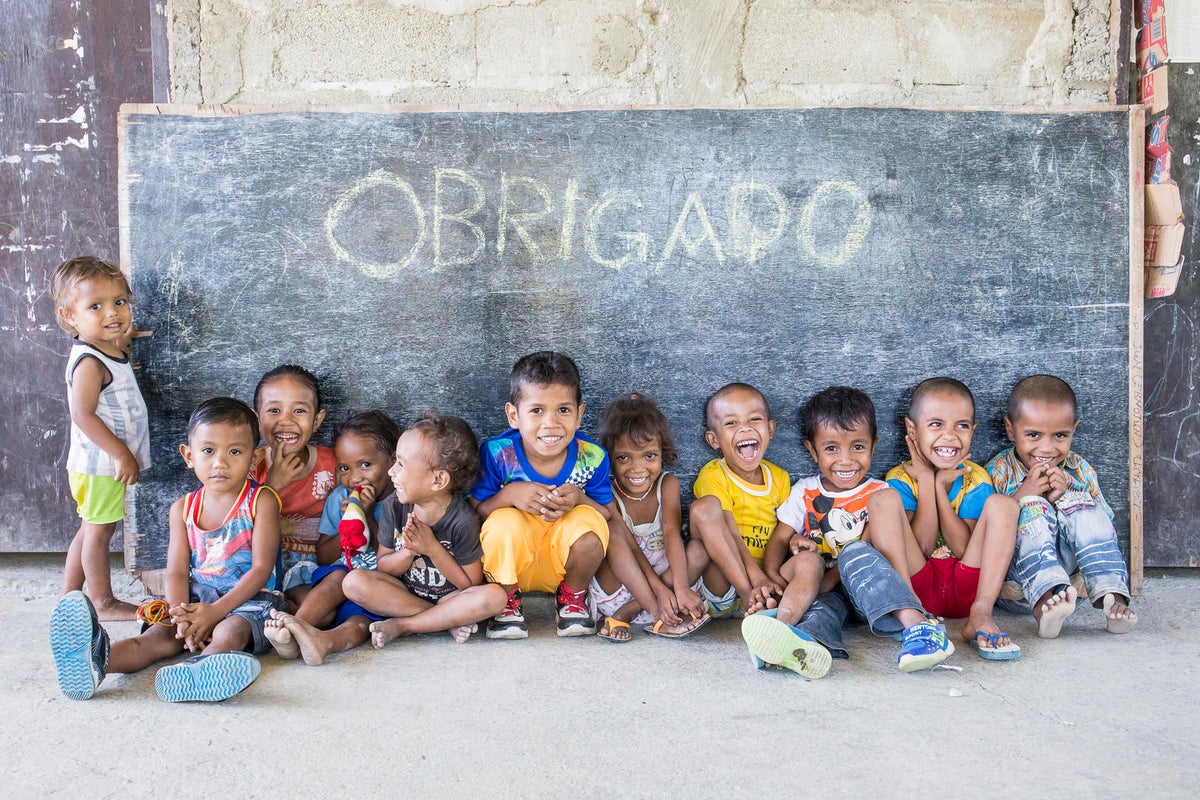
left=793, top=540, right=925, bottom=658
left=1002, top=493, right=1130, bottom=612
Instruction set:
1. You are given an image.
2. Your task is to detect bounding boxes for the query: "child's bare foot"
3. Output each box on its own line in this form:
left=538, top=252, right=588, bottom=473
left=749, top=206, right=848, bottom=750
left=449, top=623, right=478, bottom=644
left=369, top=619, right=406, bottom=649
left=1034, top=584, right=1077, bottom=638
left=94, top=598, right=139, bottom=622
left=280, top=615, right=333, bottom=666
left=1102, top=593, right=1137, bottom=634
left=264, top=610, right=301, bottom=659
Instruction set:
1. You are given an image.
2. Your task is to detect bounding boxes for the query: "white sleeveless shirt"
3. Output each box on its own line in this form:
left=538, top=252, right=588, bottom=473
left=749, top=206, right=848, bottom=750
left=65, top=341, right=152, bottom=476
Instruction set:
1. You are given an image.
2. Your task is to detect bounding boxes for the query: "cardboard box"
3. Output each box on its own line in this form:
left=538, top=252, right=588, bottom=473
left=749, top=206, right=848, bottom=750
left=1139, top=0, right=1164, bottom=27
left=1136, top=11, right=1168, bottom=72
left=1139, top=66, right=1169, bottom=114
left=1145, top=223, right=1185, bottom=266
left=1147, top=148, right=1172, bottom=183
left=1146, top=256, right=1184, bottom=299
left=1145, top=182, right=1183, bottom=225
left=1146, top=115, right=1170, bottom=156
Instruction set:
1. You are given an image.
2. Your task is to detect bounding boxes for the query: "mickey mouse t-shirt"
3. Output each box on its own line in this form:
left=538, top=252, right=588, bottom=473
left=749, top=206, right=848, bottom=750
left=776, top=476, right=888, bottom=565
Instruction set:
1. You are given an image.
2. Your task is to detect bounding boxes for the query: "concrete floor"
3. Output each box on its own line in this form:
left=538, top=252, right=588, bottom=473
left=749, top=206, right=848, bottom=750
left=4, top=555, right=1198, bottom=798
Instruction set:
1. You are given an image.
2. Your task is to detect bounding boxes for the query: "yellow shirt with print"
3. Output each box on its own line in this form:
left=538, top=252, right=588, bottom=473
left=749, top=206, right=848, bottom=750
left=692, top=458, right=791, bottom=566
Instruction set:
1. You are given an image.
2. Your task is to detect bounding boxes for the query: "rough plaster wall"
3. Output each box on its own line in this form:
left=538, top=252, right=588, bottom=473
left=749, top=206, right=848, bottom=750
left=167, top=0, right=1118, bottom=107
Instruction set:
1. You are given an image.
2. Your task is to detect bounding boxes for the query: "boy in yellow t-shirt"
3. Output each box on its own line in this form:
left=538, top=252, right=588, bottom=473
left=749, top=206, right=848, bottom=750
left=689, top=383, right=790, bottom=616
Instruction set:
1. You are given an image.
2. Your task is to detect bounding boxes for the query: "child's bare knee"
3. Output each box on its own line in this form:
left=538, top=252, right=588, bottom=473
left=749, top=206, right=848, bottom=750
left=867, top=486, right=903, bottom=515
left=689, top=496, right=722, bottom=530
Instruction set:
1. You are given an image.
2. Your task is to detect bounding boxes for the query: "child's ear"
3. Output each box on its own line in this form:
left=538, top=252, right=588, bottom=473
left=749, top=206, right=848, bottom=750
left=252, top=446, right=267, bottom=470
left=904, top=417, right=916, bottom=438
left=1003, top=416, right=1015, bottom=441
left=57, top=307, right=76, bottom=334
left=803, top=439, right=818, bottom=461
left=431, top=469, right=449, bottom=491
left=703, top=429, right=719, bottom=451
left=179, top=443, right=192, bottom=468
left=314, top=408, right=327, bottom=431
left=504, top=402, right=519, bottom=429
left=767, top=418, right=776, bottom=438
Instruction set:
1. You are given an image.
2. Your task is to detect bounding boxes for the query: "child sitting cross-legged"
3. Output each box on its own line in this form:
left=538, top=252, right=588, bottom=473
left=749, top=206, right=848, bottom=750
left=741, top=386, right=956, bottom=677
left=263, top=410, right=399, bottom=665
left=50, top=397, right=282, bottom=702
left=343, top=411, right=506, bottom=648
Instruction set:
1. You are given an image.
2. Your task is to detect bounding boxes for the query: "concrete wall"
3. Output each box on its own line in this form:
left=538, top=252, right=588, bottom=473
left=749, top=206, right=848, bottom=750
left=167, top=0, right=1120, bottom=107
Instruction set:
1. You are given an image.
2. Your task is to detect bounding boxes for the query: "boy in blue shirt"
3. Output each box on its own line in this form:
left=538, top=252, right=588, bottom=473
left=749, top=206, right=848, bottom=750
left=470, top=352, right=612, bottom=639
left=885, top=378, right=1021, bottom=660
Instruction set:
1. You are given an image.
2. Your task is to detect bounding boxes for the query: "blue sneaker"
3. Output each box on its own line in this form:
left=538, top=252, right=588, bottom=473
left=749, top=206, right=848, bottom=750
left=49, top=591, right=109, bottom=700
left=745, top=609, right=777, bottom=668
left=897, top=619, right=955, bottom=672
left=741, top=611, right=832, bottom=679
left=155, top=652, right=261, bottom=702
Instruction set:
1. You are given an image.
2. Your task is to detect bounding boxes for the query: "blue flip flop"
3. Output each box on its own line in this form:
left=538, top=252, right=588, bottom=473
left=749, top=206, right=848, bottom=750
left=969, top=630, right=1022, bottom=661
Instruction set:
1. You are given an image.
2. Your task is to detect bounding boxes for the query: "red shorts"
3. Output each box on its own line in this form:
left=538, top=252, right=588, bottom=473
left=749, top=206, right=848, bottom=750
left=910, top=557, right=981, bottom=619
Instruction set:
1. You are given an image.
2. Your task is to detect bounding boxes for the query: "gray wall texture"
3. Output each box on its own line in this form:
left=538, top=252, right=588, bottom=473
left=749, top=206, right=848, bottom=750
left=167, top=0, right=1120, bottom=108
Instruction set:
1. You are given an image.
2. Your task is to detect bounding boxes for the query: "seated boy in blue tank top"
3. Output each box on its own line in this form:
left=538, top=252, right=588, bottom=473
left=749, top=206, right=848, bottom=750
left=49, top=397, right=282, bottom=703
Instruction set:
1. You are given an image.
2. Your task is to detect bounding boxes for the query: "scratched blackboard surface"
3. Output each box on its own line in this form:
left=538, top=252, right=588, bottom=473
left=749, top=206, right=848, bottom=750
left=1143, top=63, right=1200, bottom=567
left=119, top=105, right=1137, bottom=571
left=0, top=1, right=164, bottom=552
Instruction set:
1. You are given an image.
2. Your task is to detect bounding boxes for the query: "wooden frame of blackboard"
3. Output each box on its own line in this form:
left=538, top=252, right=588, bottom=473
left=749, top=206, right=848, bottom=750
left=118, top=102, right=1146, bottom=596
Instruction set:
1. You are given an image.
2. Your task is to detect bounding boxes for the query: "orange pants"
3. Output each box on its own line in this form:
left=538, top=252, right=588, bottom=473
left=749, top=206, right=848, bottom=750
left=480, top=506, right=609, bottom=591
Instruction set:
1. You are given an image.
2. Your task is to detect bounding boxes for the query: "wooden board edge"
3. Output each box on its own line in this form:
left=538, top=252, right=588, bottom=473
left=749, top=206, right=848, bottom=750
left=115, top=101, right=1140, bottom=118
left=1128, top=105, right=1145, bottom=595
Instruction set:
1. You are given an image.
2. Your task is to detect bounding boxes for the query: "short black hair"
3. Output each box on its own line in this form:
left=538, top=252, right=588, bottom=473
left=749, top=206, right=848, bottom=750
left=704, top=382, right=769, bottom=429
left=800, top=386, right=877, bottom=442
left=509, top=351, right=582, bottom=405
left=1008, top=374, right=1078, bottom=420
left=253, top=364, right=323, bottom=411
left=187, top=397, right=258, bottom=442
left=333, top=410, right=401, bottom=460
left=408, top=409, right=480, bottom=494
left=597, top=392, right=679, bottom=467
left=908, top=377, right=975, bottom=420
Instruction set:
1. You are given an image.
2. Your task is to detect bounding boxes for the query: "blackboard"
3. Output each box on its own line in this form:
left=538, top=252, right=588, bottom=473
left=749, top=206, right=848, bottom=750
left=119, top=104, right=1142, bottom=579
left=0, top=1, right=165, bottom=552
left=1143, top=62, right=1200, bottom=567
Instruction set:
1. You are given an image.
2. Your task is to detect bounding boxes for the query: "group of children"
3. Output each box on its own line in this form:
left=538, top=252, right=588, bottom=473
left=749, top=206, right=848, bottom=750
left=46, top=256, right=1138, bottom=703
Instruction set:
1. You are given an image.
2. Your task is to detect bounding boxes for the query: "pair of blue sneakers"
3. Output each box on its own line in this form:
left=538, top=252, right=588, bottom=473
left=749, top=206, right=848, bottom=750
left=49, top=590, right=261, bottom=702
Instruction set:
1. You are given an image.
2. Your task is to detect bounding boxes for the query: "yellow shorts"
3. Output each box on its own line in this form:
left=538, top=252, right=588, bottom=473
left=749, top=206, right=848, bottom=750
left=480, top=505, right=609, bottom=591
left=68, top=471, right=127, bottom=525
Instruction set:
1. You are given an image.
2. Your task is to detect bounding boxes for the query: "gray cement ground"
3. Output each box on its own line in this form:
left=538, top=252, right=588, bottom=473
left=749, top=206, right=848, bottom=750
left=4, top=555, right=1198, bottom=799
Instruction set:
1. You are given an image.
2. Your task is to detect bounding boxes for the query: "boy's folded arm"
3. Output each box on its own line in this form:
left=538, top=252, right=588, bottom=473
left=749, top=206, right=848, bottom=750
left=315, top=533, right=342, bottom=565
left=165, top=498, right=193, bottom=608
left=937, top=494, right=974, bottom=558
left=376, top=544, right=415, bottom=576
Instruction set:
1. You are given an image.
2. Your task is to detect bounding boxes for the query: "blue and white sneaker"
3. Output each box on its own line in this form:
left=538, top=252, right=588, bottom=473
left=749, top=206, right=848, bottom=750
left=49, top=591, right=109, bottom=700
left=155, top=652, right=261, bottom=702
left=897, top=618, right=955, bottom=672
left=741, top=611, right=832, bottom=680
